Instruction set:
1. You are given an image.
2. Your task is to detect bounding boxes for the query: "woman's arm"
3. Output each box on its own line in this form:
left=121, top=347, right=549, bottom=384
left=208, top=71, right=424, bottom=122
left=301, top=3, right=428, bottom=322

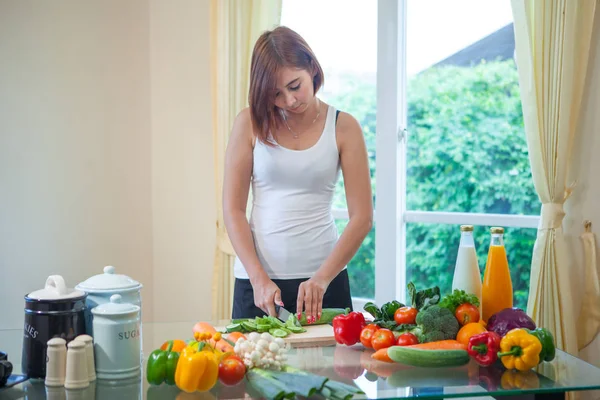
left=297, top=112, right=374, bottom=321
left=223, top=109, right=282, bottom=316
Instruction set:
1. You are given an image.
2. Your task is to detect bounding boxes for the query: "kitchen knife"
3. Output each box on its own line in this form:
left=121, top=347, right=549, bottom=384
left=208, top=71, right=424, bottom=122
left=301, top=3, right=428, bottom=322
left=275, top=304, right=292, bottom=322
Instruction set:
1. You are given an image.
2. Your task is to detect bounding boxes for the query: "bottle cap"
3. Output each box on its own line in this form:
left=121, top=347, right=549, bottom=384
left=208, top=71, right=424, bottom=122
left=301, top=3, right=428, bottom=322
left=460, top=225, right=474, bottom=232
left=490, top=227, right=504, bottom=234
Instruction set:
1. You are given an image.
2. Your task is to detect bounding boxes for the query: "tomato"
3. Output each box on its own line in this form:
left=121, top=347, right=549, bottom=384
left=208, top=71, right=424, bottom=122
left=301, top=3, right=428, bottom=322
left=371, top=328, right=395, bottom=351
left=396, top=332, right=419, bottom=346
left=455, top=303, right=480, bottom=325
left=359, top=324, right=379, bottom=348
left=394, top=307, right=418, bottom=325
left=218, top=354, right=246, bottom=386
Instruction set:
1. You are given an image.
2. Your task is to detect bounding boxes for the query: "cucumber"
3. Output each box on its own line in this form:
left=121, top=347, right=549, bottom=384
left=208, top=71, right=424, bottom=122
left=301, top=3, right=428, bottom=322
left=298, top=308, right=348, bottom=326
left=269, top=328, right=289, bottom=338
left=387, top=346, right=470, bottom=368
left=226, top=323, right=244, bottom=333
left=241, top=321, right=257, bottom=331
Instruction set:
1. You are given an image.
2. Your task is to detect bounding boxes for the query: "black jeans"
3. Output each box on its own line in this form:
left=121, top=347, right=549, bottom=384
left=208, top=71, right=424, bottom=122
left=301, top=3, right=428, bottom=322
left=232, top=269, right=353, bottom=319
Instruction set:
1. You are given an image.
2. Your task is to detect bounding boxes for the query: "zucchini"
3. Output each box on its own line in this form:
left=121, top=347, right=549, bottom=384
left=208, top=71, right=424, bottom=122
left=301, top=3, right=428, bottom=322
left=298, top=308, right=348, bottom=326
left=387, top=346, right=470, bottom=368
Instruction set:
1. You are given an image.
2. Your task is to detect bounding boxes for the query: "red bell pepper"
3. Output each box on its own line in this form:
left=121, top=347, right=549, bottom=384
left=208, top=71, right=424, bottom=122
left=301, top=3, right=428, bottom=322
left=467, top=331, right=501, bottom=366
left=332, top=311, right=366, bottom=346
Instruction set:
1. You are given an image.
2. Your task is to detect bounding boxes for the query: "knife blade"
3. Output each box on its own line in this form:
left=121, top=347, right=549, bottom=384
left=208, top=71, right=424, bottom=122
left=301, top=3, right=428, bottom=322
left=275, top=304, right=292, bottom=322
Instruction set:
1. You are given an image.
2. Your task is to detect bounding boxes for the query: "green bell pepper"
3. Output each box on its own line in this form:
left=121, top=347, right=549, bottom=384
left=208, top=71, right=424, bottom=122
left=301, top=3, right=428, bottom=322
left=526, top=328, right=556, bottom=362
left=147, top=341, right=180, bottom=385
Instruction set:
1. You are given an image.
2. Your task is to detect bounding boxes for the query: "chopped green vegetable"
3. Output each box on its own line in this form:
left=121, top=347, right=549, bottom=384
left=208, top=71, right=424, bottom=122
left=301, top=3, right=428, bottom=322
left=228, top=314, right=306, bottom=335
left=269, top=328, right=289, bottom=338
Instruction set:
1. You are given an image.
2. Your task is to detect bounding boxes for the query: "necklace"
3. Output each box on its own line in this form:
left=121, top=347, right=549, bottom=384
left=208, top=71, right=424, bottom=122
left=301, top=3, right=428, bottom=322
left=280, top=100, right=321, bottom=139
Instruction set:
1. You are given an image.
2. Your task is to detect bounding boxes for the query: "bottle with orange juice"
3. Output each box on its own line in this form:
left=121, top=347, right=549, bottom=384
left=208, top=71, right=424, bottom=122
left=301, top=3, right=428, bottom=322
left=481, top=227, right=513, bottom=322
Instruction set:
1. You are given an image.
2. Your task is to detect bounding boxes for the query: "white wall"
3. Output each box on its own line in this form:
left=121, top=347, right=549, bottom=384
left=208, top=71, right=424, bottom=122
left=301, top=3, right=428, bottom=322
left=0, top=0, right=214, bottom=329
left=149, top=0, right=215, bottom=323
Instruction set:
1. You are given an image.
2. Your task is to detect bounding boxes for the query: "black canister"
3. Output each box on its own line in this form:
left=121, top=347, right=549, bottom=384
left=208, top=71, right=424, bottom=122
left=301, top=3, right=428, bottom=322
left=22, top=275, right=87, bottom=379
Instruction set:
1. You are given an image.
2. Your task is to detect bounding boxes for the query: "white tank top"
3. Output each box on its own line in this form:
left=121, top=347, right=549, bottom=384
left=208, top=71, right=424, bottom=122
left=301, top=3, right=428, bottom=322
left=234, top=105, right=341, bottom=279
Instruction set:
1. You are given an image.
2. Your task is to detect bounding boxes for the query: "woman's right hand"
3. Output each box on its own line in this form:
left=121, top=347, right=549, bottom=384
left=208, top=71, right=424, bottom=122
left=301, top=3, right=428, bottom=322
left=252, top=276, right=284, bottom=317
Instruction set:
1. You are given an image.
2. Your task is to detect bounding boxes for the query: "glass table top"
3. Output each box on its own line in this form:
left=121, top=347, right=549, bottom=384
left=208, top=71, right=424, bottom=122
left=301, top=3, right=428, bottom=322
left=1, top=320, right=600, bottom=399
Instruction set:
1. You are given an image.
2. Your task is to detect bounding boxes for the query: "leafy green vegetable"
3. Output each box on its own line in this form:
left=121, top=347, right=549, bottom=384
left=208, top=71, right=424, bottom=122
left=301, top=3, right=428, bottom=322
left=364, top=300, right=405, bottom=328
left=247, top=367, right=364, bottom=400
left=392, top=323, right=418, bottom=332
left=438, top=289, right=481, bottom=314
left=363, top=302, right=383, bottom=320
left=381, top=300, right=403, bottom=320
left=407, top=282, right=441, bottom=311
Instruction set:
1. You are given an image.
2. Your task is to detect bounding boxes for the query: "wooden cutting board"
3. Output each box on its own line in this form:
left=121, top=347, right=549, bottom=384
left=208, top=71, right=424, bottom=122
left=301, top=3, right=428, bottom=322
left=219, top=324, right=336, bottom=348
left=284, top=324, right=336, bottom=348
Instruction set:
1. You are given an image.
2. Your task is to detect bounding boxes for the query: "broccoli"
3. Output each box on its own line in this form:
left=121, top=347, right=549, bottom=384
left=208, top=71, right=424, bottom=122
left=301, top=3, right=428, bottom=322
left=410, top=305, right=460, bottom=343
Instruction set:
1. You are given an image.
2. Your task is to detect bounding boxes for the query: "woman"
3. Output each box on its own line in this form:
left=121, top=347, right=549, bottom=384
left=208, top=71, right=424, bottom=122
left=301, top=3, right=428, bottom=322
left=223, top=26, right=373, bottom=323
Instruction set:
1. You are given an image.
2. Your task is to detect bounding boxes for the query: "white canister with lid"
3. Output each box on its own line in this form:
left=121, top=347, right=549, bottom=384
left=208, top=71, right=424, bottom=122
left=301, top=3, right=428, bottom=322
left=91, top=294, right=141, bottom=380
left=75, top=266, right=143, bottom=336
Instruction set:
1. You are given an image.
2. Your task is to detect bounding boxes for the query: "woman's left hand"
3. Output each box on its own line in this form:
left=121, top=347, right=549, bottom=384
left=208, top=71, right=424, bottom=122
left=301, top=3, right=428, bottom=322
left=297, top=277, right=329, bottom=324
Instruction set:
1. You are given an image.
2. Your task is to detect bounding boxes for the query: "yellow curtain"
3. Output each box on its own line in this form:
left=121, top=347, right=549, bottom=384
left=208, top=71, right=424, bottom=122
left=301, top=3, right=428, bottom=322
left=210, top=0, right=282, bottom=321
left=577, top=221, right=600, bottom=350
left=510, top=0, right=597, bottom=358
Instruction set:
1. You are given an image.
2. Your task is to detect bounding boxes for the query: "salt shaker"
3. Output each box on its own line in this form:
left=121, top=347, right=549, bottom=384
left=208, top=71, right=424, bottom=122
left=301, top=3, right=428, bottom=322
left=64, top=341, right=89, bottom=390
left=74, top=334, right=96, bottom=381
left=91, top=294, right=141, bottom=380
left=45, top=338, right=67, bottom=387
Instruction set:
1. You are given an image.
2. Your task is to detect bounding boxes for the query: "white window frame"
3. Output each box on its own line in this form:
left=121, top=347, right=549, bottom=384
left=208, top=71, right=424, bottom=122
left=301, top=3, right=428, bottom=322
left=345, top=0, right=540, bottom=310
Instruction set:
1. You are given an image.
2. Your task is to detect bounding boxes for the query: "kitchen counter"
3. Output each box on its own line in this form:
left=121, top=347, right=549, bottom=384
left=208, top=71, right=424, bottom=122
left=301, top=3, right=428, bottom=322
left=1, top=320, right=600, bottom=399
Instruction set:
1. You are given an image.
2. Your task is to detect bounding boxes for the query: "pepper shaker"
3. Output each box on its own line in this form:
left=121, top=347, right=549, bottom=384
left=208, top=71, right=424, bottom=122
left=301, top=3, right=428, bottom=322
left=64, top=341, right=89, bottom=390
left=74, top=335, right=96, bottom=382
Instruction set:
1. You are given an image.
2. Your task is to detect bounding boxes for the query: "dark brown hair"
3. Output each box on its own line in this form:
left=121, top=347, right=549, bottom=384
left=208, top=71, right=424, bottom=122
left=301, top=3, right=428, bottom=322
left=248, top=26, right=324, bottom=145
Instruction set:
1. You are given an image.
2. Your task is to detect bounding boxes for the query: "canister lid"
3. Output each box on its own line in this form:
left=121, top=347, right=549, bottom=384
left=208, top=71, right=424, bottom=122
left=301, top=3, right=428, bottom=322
left=91, top=294, right=140, bottom=316
left=75, top=266, right=142, bottom=292
left=27, top=275, right=86, bottom=300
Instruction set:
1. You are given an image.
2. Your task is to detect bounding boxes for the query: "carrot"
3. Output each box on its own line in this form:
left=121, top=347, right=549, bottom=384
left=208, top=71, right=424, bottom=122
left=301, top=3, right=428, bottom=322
left=372, top=347, right=394, bottom=363
left=406, top=340, right=467, bottom=350
left=193, top=321, right=217, bottom=334
left=214, top=339, right=234, bottom=353
left=227, top=332, right=246, bottom=343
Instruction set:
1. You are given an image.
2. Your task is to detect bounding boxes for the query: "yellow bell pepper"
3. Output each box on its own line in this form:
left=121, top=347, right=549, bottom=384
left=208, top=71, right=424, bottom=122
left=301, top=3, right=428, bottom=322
left=497, top=328, right=542, bottom=371
left=174, top=342, right=219, bottom=393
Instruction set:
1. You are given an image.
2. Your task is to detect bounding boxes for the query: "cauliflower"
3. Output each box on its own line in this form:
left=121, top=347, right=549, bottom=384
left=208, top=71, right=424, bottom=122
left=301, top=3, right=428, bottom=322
left=234, top=332, right=289, bottom=370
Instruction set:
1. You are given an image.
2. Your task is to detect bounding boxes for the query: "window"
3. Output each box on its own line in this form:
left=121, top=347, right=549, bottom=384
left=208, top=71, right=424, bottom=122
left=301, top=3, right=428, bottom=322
left=282, top=0, right=538, bottom=310
left=378, top=0, right=539, bottom=309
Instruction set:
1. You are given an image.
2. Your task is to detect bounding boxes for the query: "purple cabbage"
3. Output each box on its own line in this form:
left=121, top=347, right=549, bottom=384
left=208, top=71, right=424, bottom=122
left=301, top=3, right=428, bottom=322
left=486, top=307, right=536, bottom=337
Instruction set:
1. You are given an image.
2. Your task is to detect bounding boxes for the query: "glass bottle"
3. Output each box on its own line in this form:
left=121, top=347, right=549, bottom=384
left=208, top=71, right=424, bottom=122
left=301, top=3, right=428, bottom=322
left=481, top=227, right=514, bottom=322
left=452, top=225, right=482, bottom=315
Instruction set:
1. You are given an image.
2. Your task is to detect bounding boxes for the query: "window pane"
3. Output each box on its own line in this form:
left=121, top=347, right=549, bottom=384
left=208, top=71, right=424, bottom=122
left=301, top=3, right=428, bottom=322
left=406, top=0, right=540, bottom=216
left=336, top=219, right=375, bottom=299
left=406, top=223, right=535, bottom=310
left=280, top=0, right=377, bottom=208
